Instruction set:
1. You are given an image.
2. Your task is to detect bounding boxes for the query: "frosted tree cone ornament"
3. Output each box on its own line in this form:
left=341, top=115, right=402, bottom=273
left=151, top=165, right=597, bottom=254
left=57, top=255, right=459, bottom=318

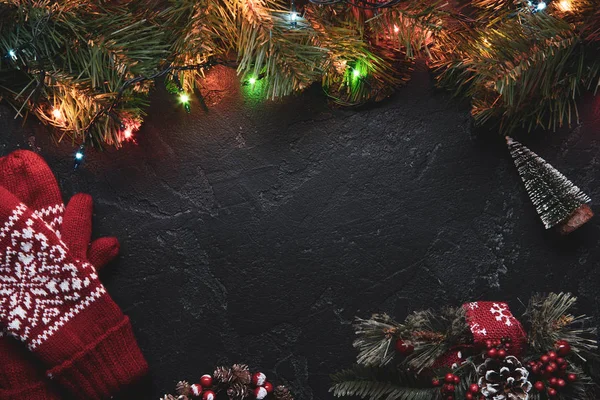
left=506, top=137, right=593, bottom=234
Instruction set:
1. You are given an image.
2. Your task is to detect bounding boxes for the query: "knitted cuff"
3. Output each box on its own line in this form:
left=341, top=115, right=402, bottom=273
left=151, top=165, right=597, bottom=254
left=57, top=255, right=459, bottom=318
left=46, top=317, right=148, bottom=400
left=0, top=381, right=62, bottom=400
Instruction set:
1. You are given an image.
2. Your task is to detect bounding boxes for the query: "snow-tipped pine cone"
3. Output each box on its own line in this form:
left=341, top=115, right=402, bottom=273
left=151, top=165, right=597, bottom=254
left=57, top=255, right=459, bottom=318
left=274, top=385, right=294, bottom=400
left=214, top=366, right=234, bottom=383
left=477, top=356, right=532, bottom=400
left=231, top=364, right=251, bottom=385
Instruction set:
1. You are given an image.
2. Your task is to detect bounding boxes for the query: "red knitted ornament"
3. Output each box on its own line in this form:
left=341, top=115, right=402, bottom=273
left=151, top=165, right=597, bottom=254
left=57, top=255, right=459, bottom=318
left=463, top=302, right=526, bottom=357
left=433, top=301, right=527, bottom=367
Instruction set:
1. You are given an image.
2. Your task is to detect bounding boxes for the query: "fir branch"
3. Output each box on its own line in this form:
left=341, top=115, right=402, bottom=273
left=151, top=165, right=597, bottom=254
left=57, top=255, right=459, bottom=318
left=330, top=364, right=440, bottom=400
left=229, top=0, right=326, bottom=99
left=432, top=2, right=600, bottom=134
left=523, top=293, right=598, bottom=361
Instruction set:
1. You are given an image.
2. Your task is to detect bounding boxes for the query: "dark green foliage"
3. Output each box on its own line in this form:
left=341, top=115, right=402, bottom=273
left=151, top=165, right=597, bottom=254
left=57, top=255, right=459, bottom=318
left=432, top=0, right=600, bottom=134
left=330, top=365, right=441, bottom=400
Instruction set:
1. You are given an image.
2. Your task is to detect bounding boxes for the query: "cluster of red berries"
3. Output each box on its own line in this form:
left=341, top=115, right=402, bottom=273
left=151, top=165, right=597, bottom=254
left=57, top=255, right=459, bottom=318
left=432, top=373, right=482, bottom=400
left=527, top=340, right=577, bottom=398
left=189, top=375, right=216, bottom=400
left=251, top=372, right=275, bottom=399
left=484, top=336, right=512, bottom=359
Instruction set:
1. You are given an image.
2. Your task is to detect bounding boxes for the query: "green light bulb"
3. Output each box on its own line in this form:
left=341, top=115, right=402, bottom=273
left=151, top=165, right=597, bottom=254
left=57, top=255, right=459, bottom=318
left=248, top=77, right=257, bottom=85
left=353, top=69, right=360, bottom=78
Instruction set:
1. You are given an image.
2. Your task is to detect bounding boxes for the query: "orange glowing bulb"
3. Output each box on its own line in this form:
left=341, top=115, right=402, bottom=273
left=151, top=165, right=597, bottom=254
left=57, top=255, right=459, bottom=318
left=393, top=25, right=400, bottom=33
left=52, top=108, right=62, bottom=120
left=558, top=0, right=572, bottom=11
left=123, top=128, right=133, bottom=139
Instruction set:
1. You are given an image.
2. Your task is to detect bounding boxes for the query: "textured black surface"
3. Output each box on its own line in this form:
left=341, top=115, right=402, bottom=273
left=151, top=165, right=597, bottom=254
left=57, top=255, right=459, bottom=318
left=1, top=66, right=600, bottom=400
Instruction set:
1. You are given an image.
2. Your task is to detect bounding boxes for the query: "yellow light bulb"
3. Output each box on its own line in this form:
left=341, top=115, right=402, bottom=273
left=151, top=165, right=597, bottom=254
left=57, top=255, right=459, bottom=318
left=52, top=108, right=62, bottom=120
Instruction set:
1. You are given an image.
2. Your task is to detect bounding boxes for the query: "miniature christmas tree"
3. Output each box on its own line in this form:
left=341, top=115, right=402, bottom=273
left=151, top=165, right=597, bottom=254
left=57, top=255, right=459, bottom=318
left=506, top=137, right=593, bottom=234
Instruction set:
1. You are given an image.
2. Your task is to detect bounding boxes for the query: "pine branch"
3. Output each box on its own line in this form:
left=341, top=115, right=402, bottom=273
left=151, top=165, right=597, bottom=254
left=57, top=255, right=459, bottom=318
left=353, top=314, right=405, bottom=367
left=523, top=293, right=598, bottom=361
left=403, top=307, right=471, bottom=372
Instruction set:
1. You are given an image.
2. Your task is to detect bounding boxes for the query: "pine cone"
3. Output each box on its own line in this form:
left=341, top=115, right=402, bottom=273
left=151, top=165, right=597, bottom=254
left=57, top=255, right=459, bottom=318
left=274, top=385, right=294, bottom=400
left=176, top=381, right=191, bottom=396
left=231, top=364, right=251, bottom=385
left=214, top=366, right=234, bottom=383
left=161, top=395, right=188, bottom=400
left=477, top=356, right=532, bottom=400
left=226, top=382, right=250, bottom=400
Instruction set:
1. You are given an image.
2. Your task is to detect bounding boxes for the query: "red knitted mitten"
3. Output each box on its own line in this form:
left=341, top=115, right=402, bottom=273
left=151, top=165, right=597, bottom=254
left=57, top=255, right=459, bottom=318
left=0, top=187, right=147, bottom=399
left=0, top=150, right=122, bottom=400
left=0, top=150, right=119, bottom=266
left=0, top=158, right=144, bottom=399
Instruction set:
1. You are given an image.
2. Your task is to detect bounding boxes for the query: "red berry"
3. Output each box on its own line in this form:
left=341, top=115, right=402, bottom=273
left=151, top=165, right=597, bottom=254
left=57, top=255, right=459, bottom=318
left=531, top=365, right=540, bottom=374
left=560, top=363, right=568, bottom=370
left=469, top=383, right=479, bottom=393
left=549, top=377, right=558, bottom=387
left=446, top=397, right=454, bottom=400
left=395, top=339, right=415, bottom=356
left=504, top=343, right=511, bottom=349
left=555, top=340, right=571, bottom=356
left=485, top=340, right=493, bottom=349
left=547, top=388, right=558, bottom=397
left=567, top=373, right=577, bottom=382
left=548, top=351, right=557, bottom=360
left=453, top=376, right=460, bottom=384
left=487, top=348, right=498, bottom=358
left=546, top=365, right=556, bottom=374
left=444, top=384, right=455, bottom=393
left=263, top=382, right=274, bottom=393
left=548, top=362, right=558, bottom=370
left=190, top=384, right=203, bottom=397
left=252, top=372, right=267, bottom=386
left=497, top=349, right=507, bottom=359
left=557, top=378, right=566, bottom=388
left=445, top=373, right=455, bottom=383
left=540, top=355, right=549, bottom=363
left=534, top=381, right=545, bottom=391
left=465, top=393, right=473, bottom=400
left=432, top=379, right=441, bottom=387
left=254, top=387, right=268, bottom=400
left=200, top=374, right=213, bottom=387
left=202, top=391, right=216, bottom=400
left=556, top=357, right=565, bottom=365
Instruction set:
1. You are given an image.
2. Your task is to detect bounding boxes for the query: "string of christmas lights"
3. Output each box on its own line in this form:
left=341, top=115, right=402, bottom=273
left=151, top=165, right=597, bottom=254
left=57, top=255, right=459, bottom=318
left=1, top=0, right=597, bottom=165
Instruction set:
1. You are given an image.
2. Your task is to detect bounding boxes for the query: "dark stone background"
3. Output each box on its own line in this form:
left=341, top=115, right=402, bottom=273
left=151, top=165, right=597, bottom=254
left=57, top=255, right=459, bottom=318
left=1, top=65, right=600, bottom=400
